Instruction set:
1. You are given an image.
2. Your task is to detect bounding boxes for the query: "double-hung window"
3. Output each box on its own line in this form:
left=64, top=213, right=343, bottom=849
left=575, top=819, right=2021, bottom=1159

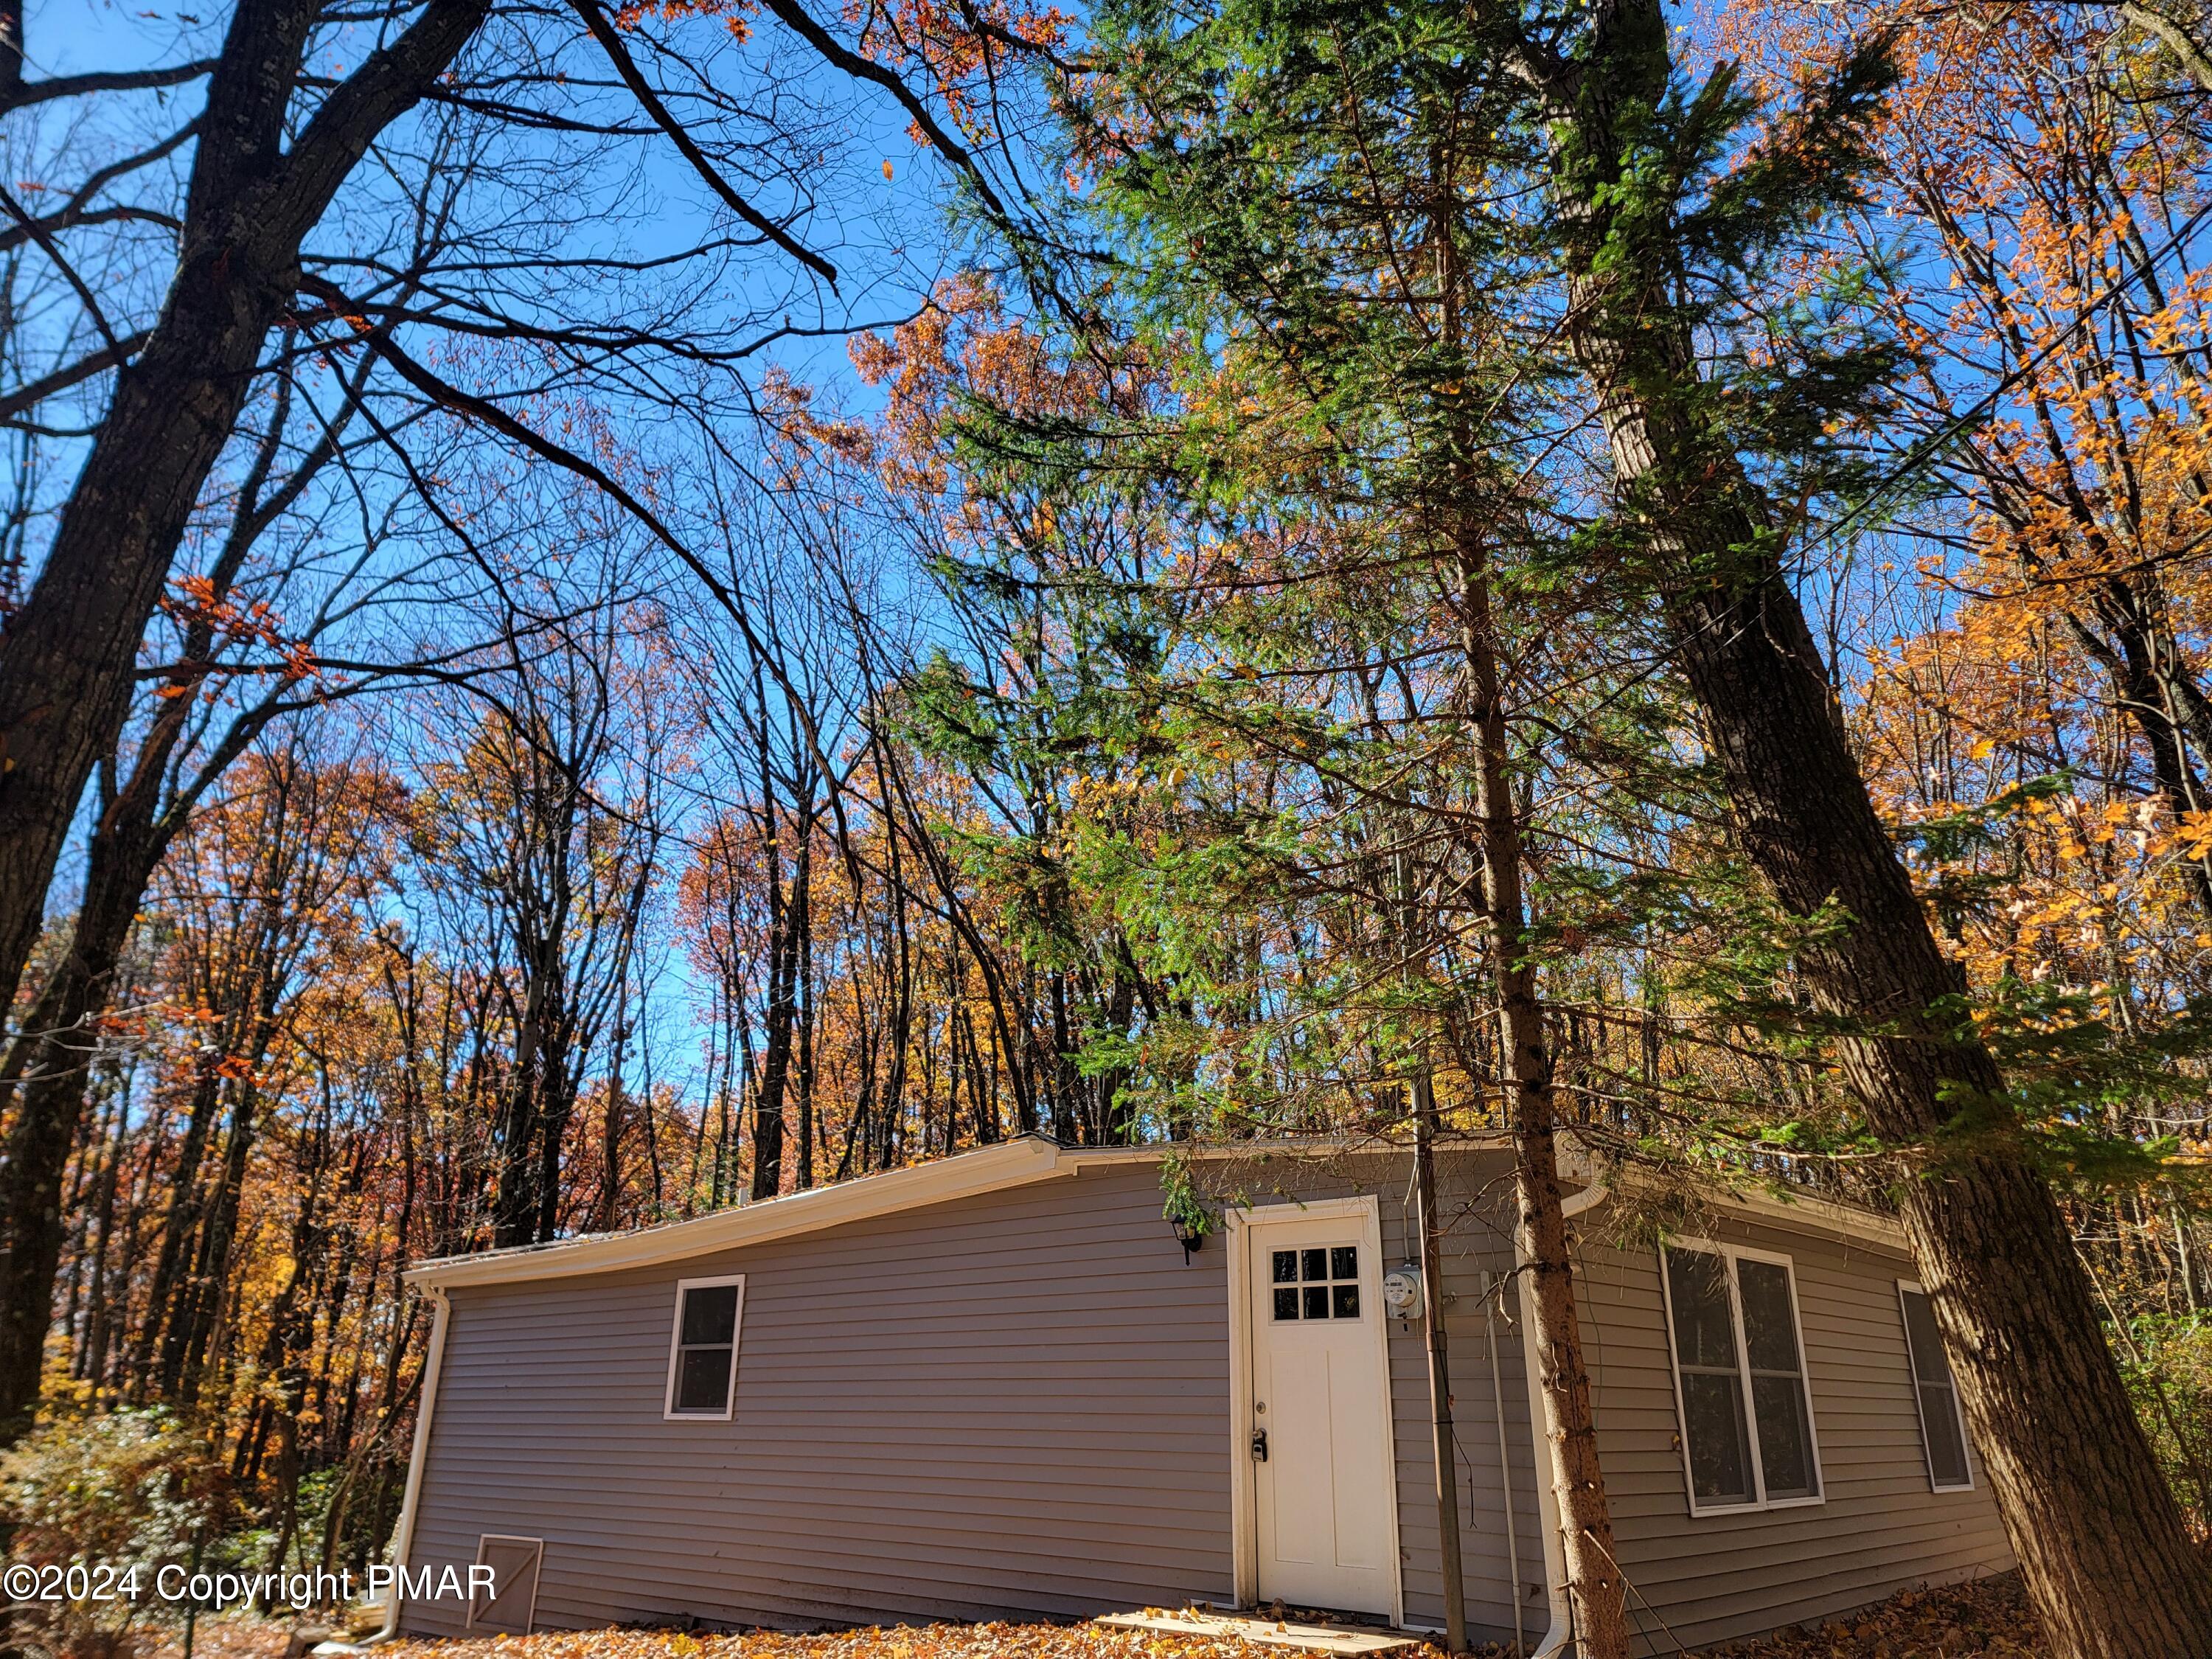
left=664, top=1275, right=744, bottom=1420
left=1660, top=1241, right=1822, bottom=1514
left=1898, top=1281, right=1972, bottom=1489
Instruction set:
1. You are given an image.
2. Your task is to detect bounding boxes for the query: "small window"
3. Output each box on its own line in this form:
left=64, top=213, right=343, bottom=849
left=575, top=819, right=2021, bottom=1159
left=1269, top=1244, right=1360, bottom=1321
left=664, top=1275, right=744, bottom=1419
left=1660, top=1242, right=1822, bottom=1514
left=1899, top=1282, right=1972, bottom=1489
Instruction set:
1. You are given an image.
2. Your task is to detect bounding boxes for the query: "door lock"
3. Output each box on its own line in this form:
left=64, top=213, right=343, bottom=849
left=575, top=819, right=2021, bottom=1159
left=1251, top=1427, right=1269, bottom=1462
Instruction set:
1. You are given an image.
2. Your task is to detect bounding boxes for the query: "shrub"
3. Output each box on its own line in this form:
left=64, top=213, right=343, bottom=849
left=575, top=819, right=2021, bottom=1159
left=2115, top=1313, right=2212, bottom=1539
left=0, top=1407, right=228, bottom=1656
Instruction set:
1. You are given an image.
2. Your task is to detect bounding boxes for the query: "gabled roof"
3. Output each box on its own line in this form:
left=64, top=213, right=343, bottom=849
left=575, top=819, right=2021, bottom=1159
left=405, top=1130, right=1905, bottom=1292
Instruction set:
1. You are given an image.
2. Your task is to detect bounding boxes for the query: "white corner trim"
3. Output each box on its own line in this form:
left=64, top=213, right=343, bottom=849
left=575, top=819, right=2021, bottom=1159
left=366, top=1285, right=453, bottom=1645
left=406, top=1135, right=1072, bottom=1289
left=1223, top=1207, right=1256, bottom=1610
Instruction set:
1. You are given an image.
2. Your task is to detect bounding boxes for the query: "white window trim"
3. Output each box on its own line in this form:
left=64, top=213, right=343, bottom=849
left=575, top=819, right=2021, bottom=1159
left=1657, top=1236, right=1826, bottom=1518
left=662, top=1273, right=745, bottom=1421
left=1898, top=1279, right=1975, bottom=1492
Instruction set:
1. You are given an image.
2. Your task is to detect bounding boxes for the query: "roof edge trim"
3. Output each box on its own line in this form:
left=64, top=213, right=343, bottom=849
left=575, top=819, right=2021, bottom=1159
left=406, top=1134, right=1071, bottom=1290
left=404, top=1130, right=1905, bottom=1290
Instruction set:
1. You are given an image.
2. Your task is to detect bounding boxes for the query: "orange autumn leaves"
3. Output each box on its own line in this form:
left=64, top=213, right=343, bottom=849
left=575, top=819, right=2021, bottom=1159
left=1717, top=0, right=2212, bottom=1012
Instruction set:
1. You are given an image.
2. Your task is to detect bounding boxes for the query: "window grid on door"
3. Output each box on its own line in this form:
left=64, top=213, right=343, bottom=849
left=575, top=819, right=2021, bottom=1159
left=1271, top=1244, right=1360, bottom=1320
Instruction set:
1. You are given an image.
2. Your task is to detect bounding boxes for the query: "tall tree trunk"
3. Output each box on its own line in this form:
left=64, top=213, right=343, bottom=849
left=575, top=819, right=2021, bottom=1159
left=165, top=1079, right=261, bottom=1399
left=0, top=0, right=488, bottom=1019
left=795, top=833, right=815, bottom=1190
left=1451, top=540, right=1629, bottom=1659
left=753, top=824, right=796, bottom=1200
left=533, top=1051, right=576, bottom=1244
left=0, top=613, right=241, bottom=1436
left=1534, top=4, right=2212, bottom=1648
left=0, top=787, right=167, bottom=1437
left=493, top=964, right=552, bottom=1248
left=131, top=1063, right=222, bottom=1399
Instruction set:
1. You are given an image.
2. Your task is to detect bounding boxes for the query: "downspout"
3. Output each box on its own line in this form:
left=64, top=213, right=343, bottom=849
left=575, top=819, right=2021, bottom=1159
left=347, top=1284, right=453, bottom=1649
left=1517, top=1162, right=1610, bottom=1659
left=1483, top=1277, right=1524, bottom=1657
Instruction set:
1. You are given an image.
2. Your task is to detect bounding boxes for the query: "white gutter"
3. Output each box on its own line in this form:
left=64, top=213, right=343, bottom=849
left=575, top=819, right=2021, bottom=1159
left=330, top=1285, right=452, bottom=1650
left=1520, top=1158, right=1611, bottom=1659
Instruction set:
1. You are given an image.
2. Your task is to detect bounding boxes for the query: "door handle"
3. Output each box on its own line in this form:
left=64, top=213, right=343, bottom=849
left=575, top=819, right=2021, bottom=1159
left=1251, top=1427, right=1269, bottom=1462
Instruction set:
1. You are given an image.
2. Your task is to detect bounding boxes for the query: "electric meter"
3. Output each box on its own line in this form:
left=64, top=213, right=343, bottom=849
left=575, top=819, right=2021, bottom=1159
left=1380, top=1265, right=1425, bottom=1321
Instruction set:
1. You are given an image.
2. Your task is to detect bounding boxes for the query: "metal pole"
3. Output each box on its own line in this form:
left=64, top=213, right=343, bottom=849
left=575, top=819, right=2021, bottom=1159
left=1414, top=1069, right=1468, bottom=1652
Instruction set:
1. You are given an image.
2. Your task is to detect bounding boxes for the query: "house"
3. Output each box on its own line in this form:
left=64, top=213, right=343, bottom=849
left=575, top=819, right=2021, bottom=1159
left=382, top=1135, right=2014, bottom=1655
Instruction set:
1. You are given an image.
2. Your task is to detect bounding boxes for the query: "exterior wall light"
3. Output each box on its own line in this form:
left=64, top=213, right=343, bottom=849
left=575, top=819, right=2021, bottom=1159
left=1172, top=1218, right=1208, bottom=1265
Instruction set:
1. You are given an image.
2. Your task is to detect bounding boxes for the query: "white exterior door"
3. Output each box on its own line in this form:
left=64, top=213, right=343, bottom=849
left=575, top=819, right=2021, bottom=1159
left=1245, top=1203, right=1397, bottom=1617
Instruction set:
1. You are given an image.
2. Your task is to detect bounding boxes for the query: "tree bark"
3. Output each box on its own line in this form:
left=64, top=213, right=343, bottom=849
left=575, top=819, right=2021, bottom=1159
left=1666, top=561, right=2212, bottom=1658
left=0, top=700, right=192, bottom=1438
left=1531, top=3, right=2212, bottom=1648
left=1450, top=539, right=1630, bottom=1659
left=0, top=0, right=487, bottom=1020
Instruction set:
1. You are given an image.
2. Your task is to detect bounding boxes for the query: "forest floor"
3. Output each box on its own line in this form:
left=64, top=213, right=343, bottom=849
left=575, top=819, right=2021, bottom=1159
left=141, top=1573, right=2041, bottom=1659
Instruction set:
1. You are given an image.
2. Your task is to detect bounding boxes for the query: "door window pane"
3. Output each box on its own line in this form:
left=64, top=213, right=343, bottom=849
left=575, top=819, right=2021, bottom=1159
left=1269, top=1239, right=1363, bottom=1320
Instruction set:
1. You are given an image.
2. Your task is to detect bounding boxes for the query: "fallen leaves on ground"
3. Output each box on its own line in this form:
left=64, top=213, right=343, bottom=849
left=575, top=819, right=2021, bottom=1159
left=138, top=1573, right=2042, bottom=1659
left=125, top=1613, right=301, bottom=1659
left=378, top=1622, right=1295, bottom=1659
left=1701, top=1575, right=2039, bottom=1659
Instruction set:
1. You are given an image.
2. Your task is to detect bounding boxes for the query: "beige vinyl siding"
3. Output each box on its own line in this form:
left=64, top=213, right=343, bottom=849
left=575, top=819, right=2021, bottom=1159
left=403, top=1149, right=1546, bottom=1644
left=406, top=1141, right=1994, bottom=1652
left=405, top=1161, right=1234, bottom=1636
left=1393, top=1208, right=1548, bottom=1641
left=1575, top=1215, right=2015, bottom=1655
left=1204, top=1149, right=1545, bottom=1644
